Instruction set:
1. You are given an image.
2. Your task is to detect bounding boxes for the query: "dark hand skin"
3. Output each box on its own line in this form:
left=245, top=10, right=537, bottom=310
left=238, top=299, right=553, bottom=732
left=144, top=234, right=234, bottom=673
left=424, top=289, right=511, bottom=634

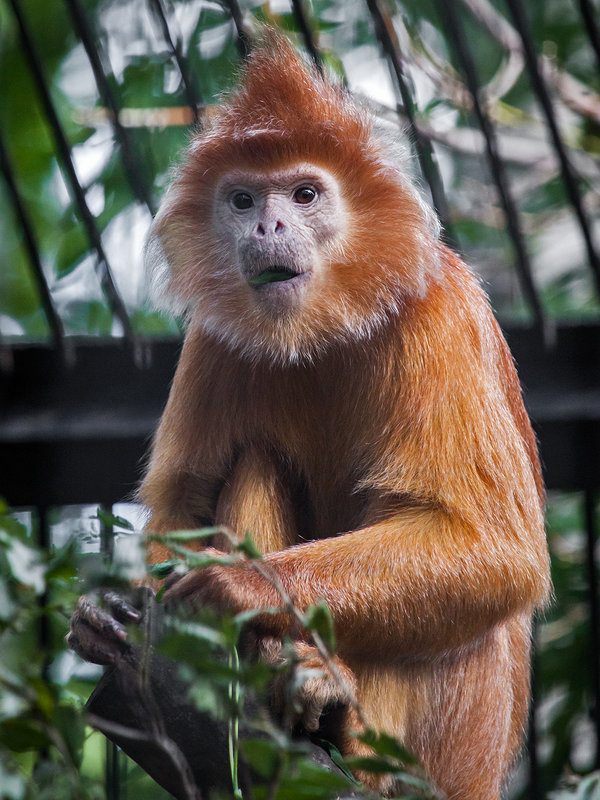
left=67, top=549, right=281, bottom=665
left=67, top=591, right=142, bottom=665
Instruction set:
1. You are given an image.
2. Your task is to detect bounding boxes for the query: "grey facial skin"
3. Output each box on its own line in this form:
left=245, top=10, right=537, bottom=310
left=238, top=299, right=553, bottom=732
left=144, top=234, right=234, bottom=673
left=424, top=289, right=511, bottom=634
left=212, top=163, right=347, bottom=314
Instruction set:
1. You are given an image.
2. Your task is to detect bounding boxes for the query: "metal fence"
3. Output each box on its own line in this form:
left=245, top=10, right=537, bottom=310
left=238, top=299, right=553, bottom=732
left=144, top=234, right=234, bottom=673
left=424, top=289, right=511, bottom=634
left=0, top=0, right=599, bottom=798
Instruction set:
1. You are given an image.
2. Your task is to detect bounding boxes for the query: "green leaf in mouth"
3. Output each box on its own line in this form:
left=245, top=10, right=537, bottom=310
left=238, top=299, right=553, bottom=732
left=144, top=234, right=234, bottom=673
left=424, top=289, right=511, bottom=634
left=248, top=269, right=298, bottom=286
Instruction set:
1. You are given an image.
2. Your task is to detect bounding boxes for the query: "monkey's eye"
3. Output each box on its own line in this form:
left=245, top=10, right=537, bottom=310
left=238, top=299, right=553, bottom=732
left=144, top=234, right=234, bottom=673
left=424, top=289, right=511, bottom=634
left=231, top=192, right=254, bottom=210
left=293, top=186, right=317, bottom=205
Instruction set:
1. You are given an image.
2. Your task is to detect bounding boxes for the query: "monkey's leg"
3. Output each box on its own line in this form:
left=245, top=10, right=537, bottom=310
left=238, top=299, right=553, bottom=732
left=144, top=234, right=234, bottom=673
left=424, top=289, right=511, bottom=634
left=215, top=454, right=374, bottom=772
left=401, top=620, right=528, bottom=800
left=215, top=444, right=299, bottom=553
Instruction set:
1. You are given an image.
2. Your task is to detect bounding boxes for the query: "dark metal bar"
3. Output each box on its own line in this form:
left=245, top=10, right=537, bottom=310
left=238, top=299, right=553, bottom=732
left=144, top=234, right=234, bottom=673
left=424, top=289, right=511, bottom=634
left=7, top=0, right=135, bottom=343
left=291, top=0, right=323, bottom=76
left=0, top=326, right=599, bottom=508
left=436, top=0, right=545, bottom=331
left=38, top=506, right=50, bottom=661
left=365, top=0, right=455, bottom=244
left=101, top=500, right=122, bottom=800
left=64, top=0, right=156, bottom=214
left=577, top=0, right=600, bottom=75
left=106, top=739, right=121, bottom=800
left=503, top=0, right=600, bottom=301
left=220, top=0, right=251, bottom=60
left=100, top=504, right=115, bottom=562
left=0, top=130, right=66, bottom=351
left=584, top=490, right=600, bottom=768
left=33, top=506, right=52, bottom=769
left=146, top=0, right=201, bottom=123
left=527, top=635, right=541, bottom=800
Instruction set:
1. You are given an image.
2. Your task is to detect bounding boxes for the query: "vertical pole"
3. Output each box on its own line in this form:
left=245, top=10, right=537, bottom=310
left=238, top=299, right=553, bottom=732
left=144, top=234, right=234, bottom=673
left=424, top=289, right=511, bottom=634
left=101, top=506, right=121, bottom=799
left=584, top=491, right=600, bottom=768
left=528, top=633, right=541, bottom=800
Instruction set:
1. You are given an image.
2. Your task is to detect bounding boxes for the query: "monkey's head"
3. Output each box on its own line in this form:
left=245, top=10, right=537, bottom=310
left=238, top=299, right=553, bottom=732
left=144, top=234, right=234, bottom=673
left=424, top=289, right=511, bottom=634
left=146, top=31, right=441, bottom=363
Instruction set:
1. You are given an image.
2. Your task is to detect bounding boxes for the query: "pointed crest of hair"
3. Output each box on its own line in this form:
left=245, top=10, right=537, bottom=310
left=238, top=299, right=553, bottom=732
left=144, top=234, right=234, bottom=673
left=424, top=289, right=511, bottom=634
left=197, top=28, right=370, bottom=173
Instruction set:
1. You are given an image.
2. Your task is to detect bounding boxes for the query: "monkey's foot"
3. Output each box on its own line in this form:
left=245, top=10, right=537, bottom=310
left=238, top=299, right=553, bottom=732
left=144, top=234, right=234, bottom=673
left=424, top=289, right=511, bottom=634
left=271, top=642, right=359, bottom=734
left=67, top=592, right=142, bottom=665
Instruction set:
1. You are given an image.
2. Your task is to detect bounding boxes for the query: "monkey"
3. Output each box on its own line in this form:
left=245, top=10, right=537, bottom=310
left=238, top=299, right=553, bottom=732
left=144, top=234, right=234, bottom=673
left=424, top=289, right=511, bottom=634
left=68, top=31, right=550, bottom=800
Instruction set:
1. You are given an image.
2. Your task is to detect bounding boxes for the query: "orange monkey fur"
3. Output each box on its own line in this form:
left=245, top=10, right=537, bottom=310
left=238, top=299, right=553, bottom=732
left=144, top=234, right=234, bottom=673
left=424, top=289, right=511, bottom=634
left=140, top=33, right=550, bottom=800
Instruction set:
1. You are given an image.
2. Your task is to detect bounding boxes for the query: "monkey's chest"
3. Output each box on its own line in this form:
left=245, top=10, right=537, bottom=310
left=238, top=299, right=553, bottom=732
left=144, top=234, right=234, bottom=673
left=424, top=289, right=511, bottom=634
left=248, top=424, right=369, bottom=542
left=220, top=360, right=377, bottom=541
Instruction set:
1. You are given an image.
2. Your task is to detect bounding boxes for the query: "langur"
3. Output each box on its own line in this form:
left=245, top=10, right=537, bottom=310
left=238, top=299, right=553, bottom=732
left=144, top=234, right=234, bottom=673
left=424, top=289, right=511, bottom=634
left=69, top=31, right=550, bottom=800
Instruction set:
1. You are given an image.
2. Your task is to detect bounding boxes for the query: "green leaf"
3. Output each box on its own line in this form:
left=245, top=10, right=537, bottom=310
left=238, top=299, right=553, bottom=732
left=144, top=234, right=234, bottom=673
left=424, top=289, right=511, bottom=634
left=55, top=223, right=89, bottom=277
left=0, top=718, right=51, bottom=753
left=233, top=606, right=281, bottom=628
left=95, top=509, right=135, bottom=531
left=148, top=558, right=182, bottom=578
left=344, top=755, right=396, bottom=774
left=0, top=509, right=29, bottom=541
left=166, top=546, right=239, bottom=569
left=310, top=738, right=361, bottom=784
left=54, top=704, right=85, bottom=768
left=151, top=527, right=225, bottom=542
left=0, top=531, right=46, bottom=594
left=277, top=759, right=352, bottom=799
left=240, top=738, right=281, bottom=779
left=30, top=678, right=56, bottom=718
left=45, top=541, right=79, bottom=582
left=162, top=620, right=227, bottom=648
left=357, top=728, right=419, bottom=764
left=248, top=270, right=298, bottom=286
left=302, top=600, right=335, bottom=653
left=187, top=678, right=221, bottom=717
left=236, top=531, right=262, bottom=559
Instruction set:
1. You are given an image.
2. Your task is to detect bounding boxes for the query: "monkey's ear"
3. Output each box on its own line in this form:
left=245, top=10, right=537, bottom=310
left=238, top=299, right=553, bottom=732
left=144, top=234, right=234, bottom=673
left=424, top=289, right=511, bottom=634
left=143, top=207, right=187, bottom=317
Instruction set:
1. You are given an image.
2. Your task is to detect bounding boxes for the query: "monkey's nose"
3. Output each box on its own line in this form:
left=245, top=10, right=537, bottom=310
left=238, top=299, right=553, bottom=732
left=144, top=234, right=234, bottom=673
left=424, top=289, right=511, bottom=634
left=256, top=220, right=285, bottom=236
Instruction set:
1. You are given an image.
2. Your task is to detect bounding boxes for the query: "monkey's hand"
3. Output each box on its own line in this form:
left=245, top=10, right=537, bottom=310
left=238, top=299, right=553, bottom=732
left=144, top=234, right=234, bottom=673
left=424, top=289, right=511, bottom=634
left=270, top=641, right=359, bottom=734
left=162, top=548, right=285, bottom=634
left=67, top=592, right=143, bottom=665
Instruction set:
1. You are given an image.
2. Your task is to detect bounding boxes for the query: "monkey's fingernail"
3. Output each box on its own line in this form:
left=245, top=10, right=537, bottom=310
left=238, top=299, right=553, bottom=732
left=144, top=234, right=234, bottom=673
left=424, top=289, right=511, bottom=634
left=105, top=619, right=128, bottom=640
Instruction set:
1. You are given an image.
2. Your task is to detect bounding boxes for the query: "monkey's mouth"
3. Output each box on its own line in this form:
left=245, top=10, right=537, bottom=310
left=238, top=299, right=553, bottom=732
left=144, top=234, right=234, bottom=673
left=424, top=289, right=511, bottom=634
left=248, top=266, right=303, bottom=287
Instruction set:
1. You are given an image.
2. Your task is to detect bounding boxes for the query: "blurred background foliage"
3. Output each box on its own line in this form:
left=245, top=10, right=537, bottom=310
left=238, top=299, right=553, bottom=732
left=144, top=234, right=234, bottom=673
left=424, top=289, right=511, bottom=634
left=1, top=0, right=599, bottom=798
left=0, top=0, right=599, bottom=339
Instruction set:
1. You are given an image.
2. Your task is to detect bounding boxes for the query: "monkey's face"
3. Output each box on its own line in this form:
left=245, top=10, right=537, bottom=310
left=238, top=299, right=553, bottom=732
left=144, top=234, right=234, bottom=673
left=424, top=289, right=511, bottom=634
left=147, top=146, right=436, bottom=363
left=212, top=164, right=346, bottom=316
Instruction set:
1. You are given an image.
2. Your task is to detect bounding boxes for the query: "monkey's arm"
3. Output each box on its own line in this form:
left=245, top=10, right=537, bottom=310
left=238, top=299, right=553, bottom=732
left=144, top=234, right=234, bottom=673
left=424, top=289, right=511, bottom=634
left=164, top=496, right=548, bottom=661
left=138, top=331, right=243, bottom=562
left=271, top=502, right=548, bottom=658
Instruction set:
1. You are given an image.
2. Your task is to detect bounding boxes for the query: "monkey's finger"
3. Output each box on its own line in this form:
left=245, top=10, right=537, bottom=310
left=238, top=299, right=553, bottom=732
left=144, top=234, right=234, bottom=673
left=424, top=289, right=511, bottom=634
left=162, top=569, right=205, bottom=603
left=66, top=629, right=123, bottom=666
left=301, top=702, right=322, bottom=733
left=73, top=595, right=128, bottom=642
left=101, top=591, right=142, bottom=624
left=164, top=567, right=189, bottom=591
